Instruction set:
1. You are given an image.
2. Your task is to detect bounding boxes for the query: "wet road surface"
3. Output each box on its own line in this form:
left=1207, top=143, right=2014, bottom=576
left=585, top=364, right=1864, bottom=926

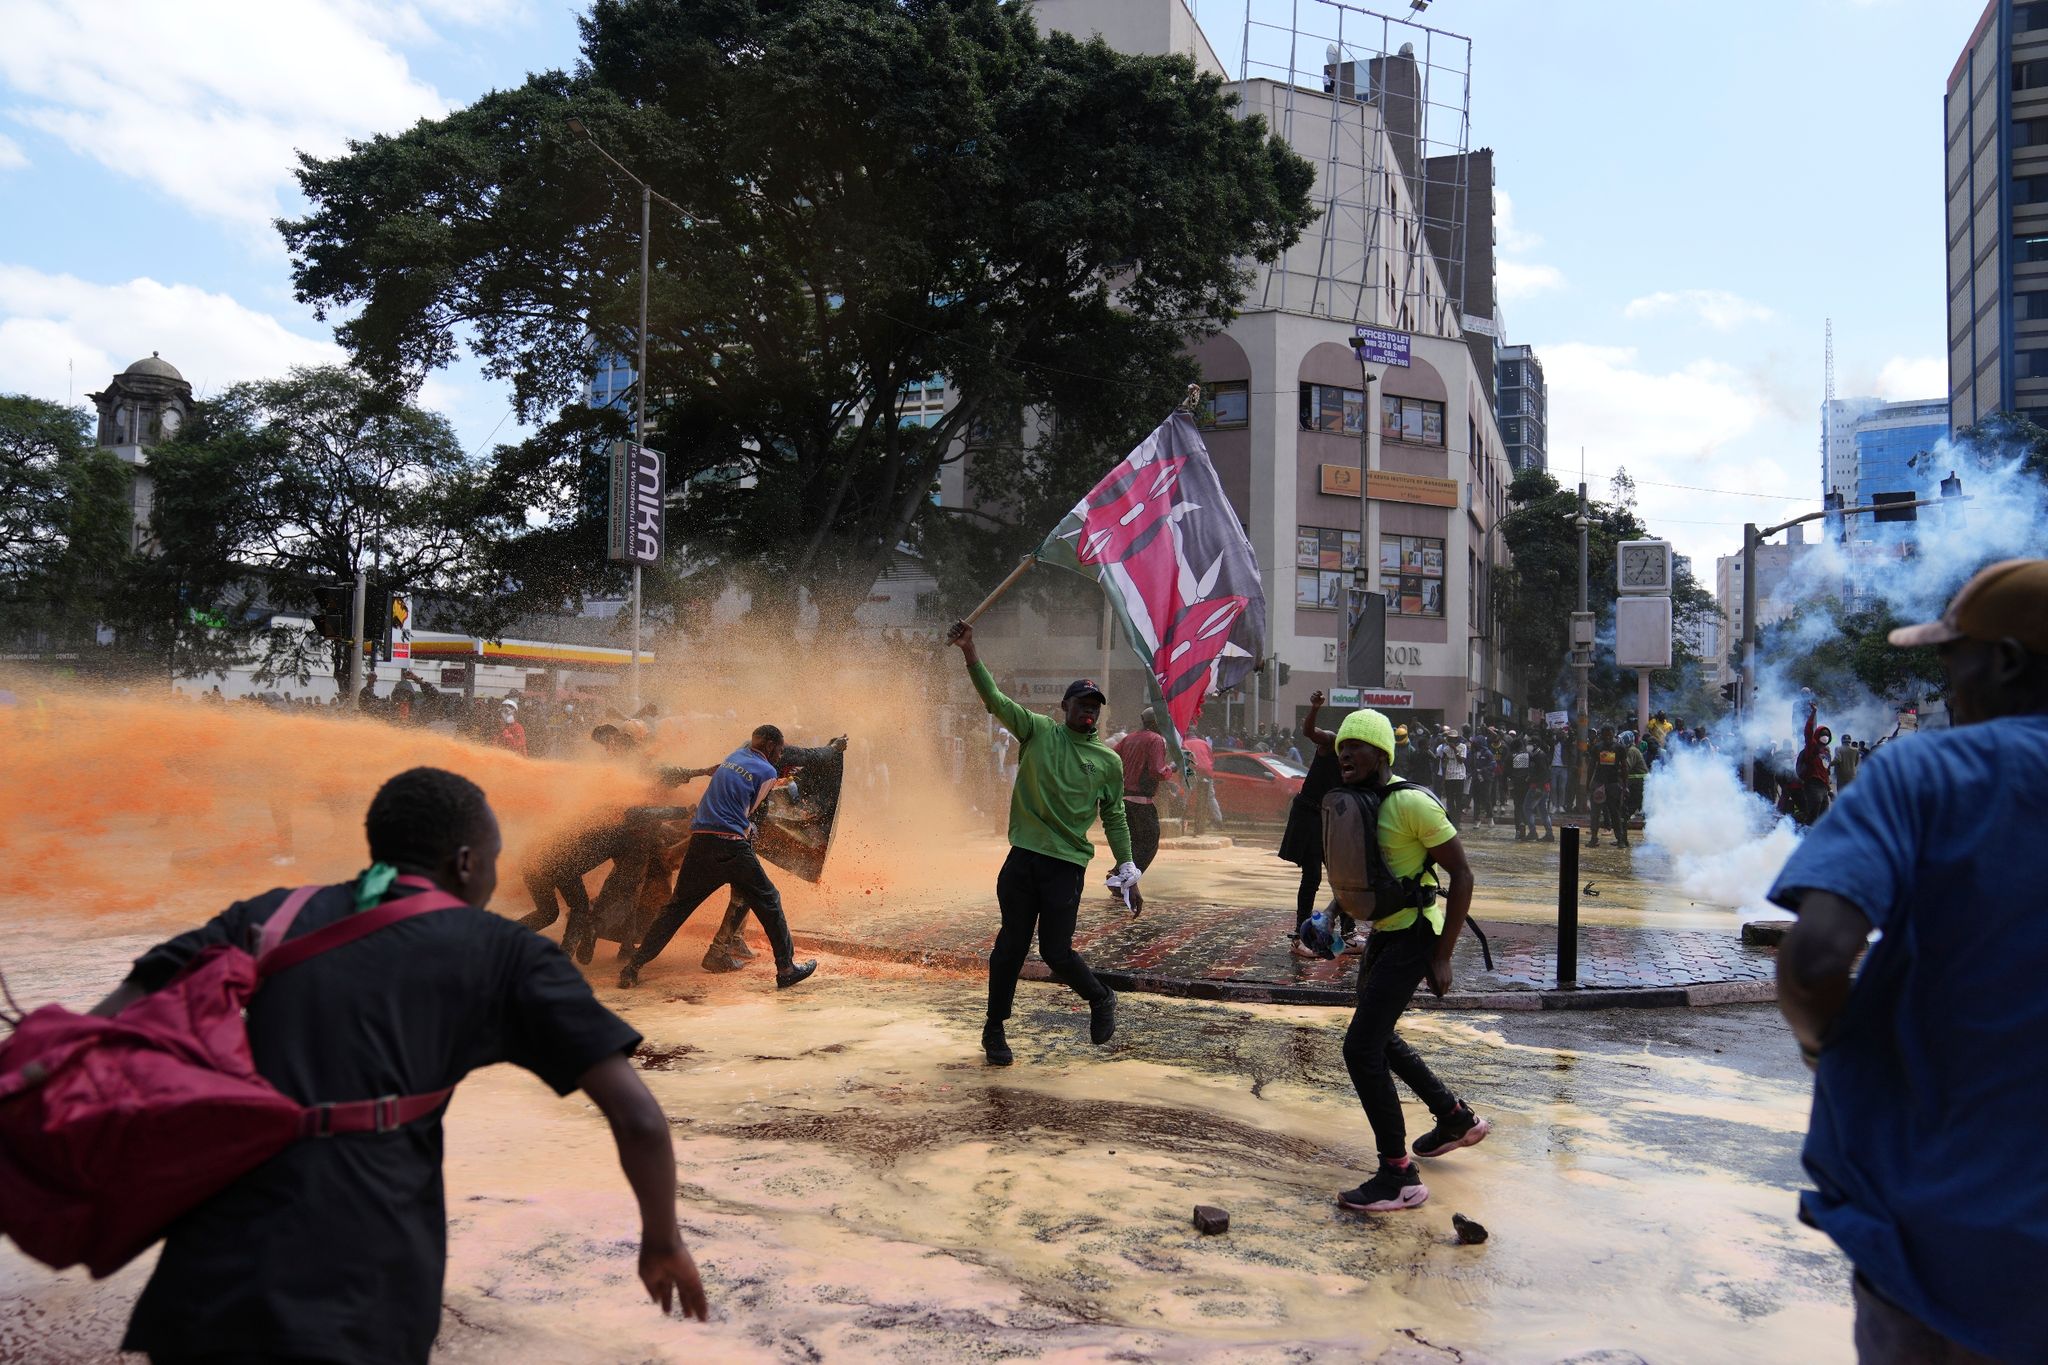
left=0, top=911, right=1849, bottom=1363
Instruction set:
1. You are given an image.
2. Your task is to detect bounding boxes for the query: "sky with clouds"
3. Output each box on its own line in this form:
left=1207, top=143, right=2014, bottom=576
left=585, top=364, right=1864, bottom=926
left=0, top=0, right=1979, bottom=575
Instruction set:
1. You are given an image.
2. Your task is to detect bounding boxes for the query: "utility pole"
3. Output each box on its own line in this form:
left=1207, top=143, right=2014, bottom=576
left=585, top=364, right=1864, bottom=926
left=347, top=566, right=367, bottom=710
left=1738, top=487, right=1966, bottom=788
left=1575, top=479, right=1590, bottom=722
left=1339, top=351, right=1376, bottom=689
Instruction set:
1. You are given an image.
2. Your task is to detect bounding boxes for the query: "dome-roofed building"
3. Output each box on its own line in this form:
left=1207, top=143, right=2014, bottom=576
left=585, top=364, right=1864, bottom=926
left=86, top=351, right=196, bottom=549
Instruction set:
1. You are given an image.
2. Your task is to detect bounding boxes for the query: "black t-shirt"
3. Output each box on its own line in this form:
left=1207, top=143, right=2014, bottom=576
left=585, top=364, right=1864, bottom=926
left=1296, top=743, right=1342, bottom=810
left=119, top=883, right=641, bottom=1365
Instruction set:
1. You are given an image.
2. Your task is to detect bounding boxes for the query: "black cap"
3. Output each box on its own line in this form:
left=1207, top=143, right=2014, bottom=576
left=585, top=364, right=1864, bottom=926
left=1063, top=678, right=1106, bottom=705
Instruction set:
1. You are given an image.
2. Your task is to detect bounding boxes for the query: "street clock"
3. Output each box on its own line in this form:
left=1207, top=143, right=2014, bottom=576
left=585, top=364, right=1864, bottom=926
left=1617, top=539, right=1673, bottom=595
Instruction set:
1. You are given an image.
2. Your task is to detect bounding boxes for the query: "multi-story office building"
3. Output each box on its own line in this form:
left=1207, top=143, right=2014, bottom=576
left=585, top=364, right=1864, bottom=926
left=1714, top=529, right=1814, bottom=685
left=1496, top=344, right=1547, bottom=474
left=1947, top=0, right=2048, bottom=428
left=1852, top=400, right=1952, bottom=509
left=1822, top=395, right=1883, bottom=504
left=975, top=0, right=1518, bottom=733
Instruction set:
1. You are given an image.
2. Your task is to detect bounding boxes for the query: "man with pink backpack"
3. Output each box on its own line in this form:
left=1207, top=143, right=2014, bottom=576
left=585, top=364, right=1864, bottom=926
left=6, top=767, right=709, bottom=1363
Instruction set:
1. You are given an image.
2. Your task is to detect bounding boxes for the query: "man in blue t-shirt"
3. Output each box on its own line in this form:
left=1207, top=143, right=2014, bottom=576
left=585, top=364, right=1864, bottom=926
left=618, top=724, right=820, bottom=990
left=1772, top=558, right=2048, bottom=1364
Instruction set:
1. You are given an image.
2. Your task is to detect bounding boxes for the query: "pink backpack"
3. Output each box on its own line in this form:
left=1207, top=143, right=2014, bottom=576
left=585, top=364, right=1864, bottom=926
left=0, top=877, right=465, bottom=1277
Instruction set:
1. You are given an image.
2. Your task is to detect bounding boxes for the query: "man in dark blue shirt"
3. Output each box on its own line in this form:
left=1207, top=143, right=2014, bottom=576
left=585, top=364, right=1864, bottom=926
left=618, top=725, right=822, bottom=990
left=1772, top=558, right=2048, bottom=1364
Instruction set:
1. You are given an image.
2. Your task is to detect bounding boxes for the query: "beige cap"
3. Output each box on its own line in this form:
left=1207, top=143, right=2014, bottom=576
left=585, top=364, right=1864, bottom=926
left=1888, top=559, right=2048, bottom=653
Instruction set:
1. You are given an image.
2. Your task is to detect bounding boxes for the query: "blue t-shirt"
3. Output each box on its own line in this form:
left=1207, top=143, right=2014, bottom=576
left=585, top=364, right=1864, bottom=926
left=692, top=745, right=778, bottom=837
left=1767, top=715, right=2048, bottom=1360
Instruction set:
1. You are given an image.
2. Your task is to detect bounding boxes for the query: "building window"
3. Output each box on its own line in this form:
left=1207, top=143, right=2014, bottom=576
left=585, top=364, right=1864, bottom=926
left=2017, top=58, right=2048, bottom=91
left=1380, top=394, right=1447, bottom=445
left=1378, top=534, right=1445, bottom=618
left=1199, top=380, right=1249, bottom=430
left=2022, top=2, right=2048, bottom=32
left=2017, top=175, right=2048, bottom=206
left=2024, top=236, right=2048, bottom=262
left=2023, top=349, right=2048, bottom=379
left=1295, top=524, right=1362, bottom=610
left=1299, top=383, right=1369, bottom=435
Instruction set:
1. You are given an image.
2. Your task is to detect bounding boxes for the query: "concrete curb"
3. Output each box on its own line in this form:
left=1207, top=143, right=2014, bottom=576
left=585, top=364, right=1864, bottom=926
left=790, top=933, right=1779, bottom=1012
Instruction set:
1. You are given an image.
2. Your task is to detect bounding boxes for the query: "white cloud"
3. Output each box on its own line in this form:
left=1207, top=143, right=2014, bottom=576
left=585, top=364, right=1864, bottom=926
left=1497, top=259, right=1566, bottom=302
left=0, top=132, right=25, bottom=171
left=0, top=266, right=341, bottom=404
left=1493, top=188, right=1565, bottom=302
left=0, top=2, right=462, bottom=232
left=1874, top=354, right=1947, bottom=401
left=1540, top=342, right=1812, bottom=574
left=1623, top=289, right=1775, bottom=331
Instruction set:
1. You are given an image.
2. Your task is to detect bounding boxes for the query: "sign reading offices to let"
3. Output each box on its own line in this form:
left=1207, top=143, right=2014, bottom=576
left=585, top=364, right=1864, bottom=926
left=1318, top=465, right=1461, bottom=509
left=607, top=441, right=666, bottom=566
left=1352, top=325, right=1412, bottom=368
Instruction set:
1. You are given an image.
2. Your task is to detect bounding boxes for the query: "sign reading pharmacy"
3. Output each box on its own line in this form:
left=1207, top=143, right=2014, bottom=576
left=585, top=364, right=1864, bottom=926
left=606, top=441, right=666, bottom=567
left=1329, top=686, right=1418, bottom=709
left=1352, top=325, right=1412, bottom=368
left=1319, top=465, right=1461, bottom=509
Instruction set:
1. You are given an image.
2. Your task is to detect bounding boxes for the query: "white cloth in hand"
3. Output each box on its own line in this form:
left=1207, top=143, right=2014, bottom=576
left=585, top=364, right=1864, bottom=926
left=1104, top=860, right=1143, bottom=909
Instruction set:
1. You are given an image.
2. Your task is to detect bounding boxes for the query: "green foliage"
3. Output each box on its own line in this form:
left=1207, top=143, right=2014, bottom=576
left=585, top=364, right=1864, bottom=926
left=1758, top=597, right=1944, bottom=703
left=280, top=0, right=1317, bottom=628
left=1492, top=465, right=1720, bottom=715
left=118, top=368, right=488, bottom=692
left=1951, top=410, right=2048, bottom=482
left=0, top=395, right=133, bottom=649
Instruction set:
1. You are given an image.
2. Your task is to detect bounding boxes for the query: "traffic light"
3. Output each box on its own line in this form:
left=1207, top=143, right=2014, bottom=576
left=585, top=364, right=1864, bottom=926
left=1938, top=470, right=1965, bottom=526
left=312, top=582, right=351, bottom=641
left=1719, top=681, right=1738, bottom=704
left=1276, top=661, right=1292, bottom=686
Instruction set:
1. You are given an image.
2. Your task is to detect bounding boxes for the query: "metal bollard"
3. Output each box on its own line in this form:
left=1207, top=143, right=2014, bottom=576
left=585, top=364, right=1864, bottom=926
left=1556, top=825, right=1580, bottom=989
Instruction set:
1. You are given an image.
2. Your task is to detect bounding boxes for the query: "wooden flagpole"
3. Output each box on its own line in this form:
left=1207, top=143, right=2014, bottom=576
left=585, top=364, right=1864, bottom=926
left=961, top=554, right=1036, bottom=626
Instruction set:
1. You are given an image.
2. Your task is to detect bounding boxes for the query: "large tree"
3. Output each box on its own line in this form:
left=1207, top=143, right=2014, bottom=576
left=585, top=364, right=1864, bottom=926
left=280, top=0, right=1316, bottom=630
left=118, top=367, right=488, bottom=693
left=1492, top=466, right=1719, bottom=716
left=0, top=395, right=133, bottom=651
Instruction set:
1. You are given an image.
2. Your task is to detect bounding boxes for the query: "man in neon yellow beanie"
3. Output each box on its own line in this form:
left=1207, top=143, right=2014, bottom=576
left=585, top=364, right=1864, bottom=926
left=1329, top=707, right=1489, bottom=1213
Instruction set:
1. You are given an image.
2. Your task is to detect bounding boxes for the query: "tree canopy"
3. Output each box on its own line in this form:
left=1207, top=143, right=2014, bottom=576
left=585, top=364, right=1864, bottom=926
left=280, top=0, right=1317, bottom=629
left=123, top=367, right=487, bottom=691
left=1492, top=465, right=1719, bottom=716
left=0, top=395, right=132, bottom=651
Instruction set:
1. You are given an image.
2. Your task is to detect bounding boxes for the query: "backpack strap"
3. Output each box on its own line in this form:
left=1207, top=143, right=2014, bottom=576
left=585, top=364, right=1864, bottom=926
left=257, top=882, right=468, bottom=979
left=253, top=885, right=324, bottom=958
left=299, top=1087, right=455, bottom=1139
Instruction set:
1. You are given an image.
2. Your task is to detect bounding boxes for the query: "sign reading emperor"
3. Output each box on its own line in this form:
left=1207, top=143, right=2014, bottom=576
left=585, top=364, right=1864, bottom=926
left=606, top=441, right=665, bottom=566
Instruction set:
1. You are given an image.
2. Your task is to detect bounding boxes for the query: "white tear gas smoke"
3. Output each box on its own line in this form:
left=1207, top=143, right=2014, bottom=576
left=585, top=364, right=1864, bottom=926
left=1645, top=438, right=2048, bottom=914
left=1642, top=746, right=1800, bottom=918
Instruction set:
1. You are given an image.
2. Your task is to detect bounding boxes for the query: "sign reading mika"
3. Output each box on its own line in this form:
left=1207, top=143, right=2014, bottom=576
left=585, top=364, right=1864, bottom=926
left=606, top=440, right=665, bottom=566
left=1037, top=411, right=1265, bottom=754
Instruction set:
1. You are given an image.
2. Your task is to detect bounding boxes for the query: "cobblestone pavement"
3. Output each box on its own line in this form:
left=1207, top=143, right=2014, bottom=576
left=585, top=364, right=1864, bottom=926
left=796, top=825, right=1780, bottom=1008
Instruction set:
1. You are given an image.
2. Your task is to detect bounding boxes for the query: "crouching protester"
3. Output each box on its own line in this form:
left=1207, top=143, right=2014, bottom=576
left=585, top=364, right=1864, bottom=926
left=70, top=766, right=708, bottom=1364
left=1326, top=708, right=1490, bottom=1213
left=1772, top=558, right=2048, bottom=1365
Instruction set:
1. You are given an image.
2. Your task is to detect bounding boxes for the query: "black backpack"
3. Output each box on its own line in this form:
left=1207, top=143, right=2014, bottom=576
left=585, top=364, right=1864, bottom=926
left=1320, top=781, right=1492, bottom=966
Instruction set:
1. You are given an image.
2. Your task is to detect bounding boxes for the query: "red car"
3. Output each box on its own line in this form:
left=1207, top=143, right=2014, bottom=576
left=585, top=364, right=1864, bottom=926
left=1210, top=749, right=1306, bottom=823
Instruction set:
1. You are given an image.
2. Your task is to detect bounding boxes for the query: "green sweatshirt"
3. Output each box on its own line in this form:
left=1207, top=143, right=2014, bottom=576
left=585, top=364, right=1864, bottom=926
left=971, top=661, right=1133, bottom=868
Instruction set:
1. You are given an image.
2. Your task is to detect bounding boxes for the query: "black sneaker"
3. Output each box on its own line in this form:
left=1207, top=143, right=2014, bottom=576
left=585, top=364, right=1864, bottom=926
left=1337, top=1159, right=1429, bottom=1212
left=982, top=1019, right=1013, bottom=1066
left=616, top=963, right=641, bottom=989
left=776, top=960, right=818, bottom=990
left=1412, top=1101, right=1491, bottom=1158
left=1089, top=990, right=1117, bottom=1045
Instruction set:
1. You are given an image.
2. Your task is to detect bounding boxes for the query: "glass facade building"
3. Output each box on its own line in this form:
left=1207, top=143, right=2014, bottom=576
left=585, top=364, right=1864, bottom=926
left=1854, top=414, right=1951, bottom=507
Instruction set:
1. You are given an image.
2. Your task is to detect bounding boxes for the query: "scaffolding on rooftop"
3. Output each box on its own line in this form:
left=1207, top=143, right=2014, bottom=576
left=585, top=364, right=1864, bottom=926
left=1234, top=1, right=1475, bottom=333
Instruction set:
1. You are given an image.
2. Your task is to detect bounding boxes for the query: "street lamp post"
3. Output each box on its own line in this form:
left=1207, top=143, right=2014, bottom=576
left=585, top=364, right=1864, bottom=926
left=1339, top=347, right=1377, bottom=695
left=570, top=116, right=691, bottom=711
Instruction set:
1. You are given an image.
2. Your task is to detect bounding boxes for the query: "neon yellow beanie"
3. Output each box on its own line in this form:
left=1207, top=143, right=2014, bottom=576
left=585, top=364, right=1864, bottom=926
left=1335, top=708, right=1396, bottom=762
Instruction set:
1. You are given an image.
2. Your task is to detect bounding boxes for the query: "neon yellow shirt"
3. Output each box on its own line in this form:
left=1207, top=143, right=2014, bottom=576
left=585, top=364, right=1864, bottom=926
left=1374, top=786, right=1458, bottom=933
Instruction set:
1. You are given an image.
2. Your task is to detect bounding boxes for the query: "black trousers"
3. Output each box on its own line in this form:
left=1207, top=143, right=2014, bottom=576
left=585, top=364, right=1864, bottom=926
left=518, top=819, right=642, bottom=949
left=987, top=846, right=1109, bottom=1022
left=1852, top=1271, right=1998, bottom=1364
left=629, top=836, right=795, bottom=974
left=1126, top=802, right=1161, bottom=872
left=1342, top=920, right=1457, bottom=1159
left=1593, top=783, right=1628, bottom=845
